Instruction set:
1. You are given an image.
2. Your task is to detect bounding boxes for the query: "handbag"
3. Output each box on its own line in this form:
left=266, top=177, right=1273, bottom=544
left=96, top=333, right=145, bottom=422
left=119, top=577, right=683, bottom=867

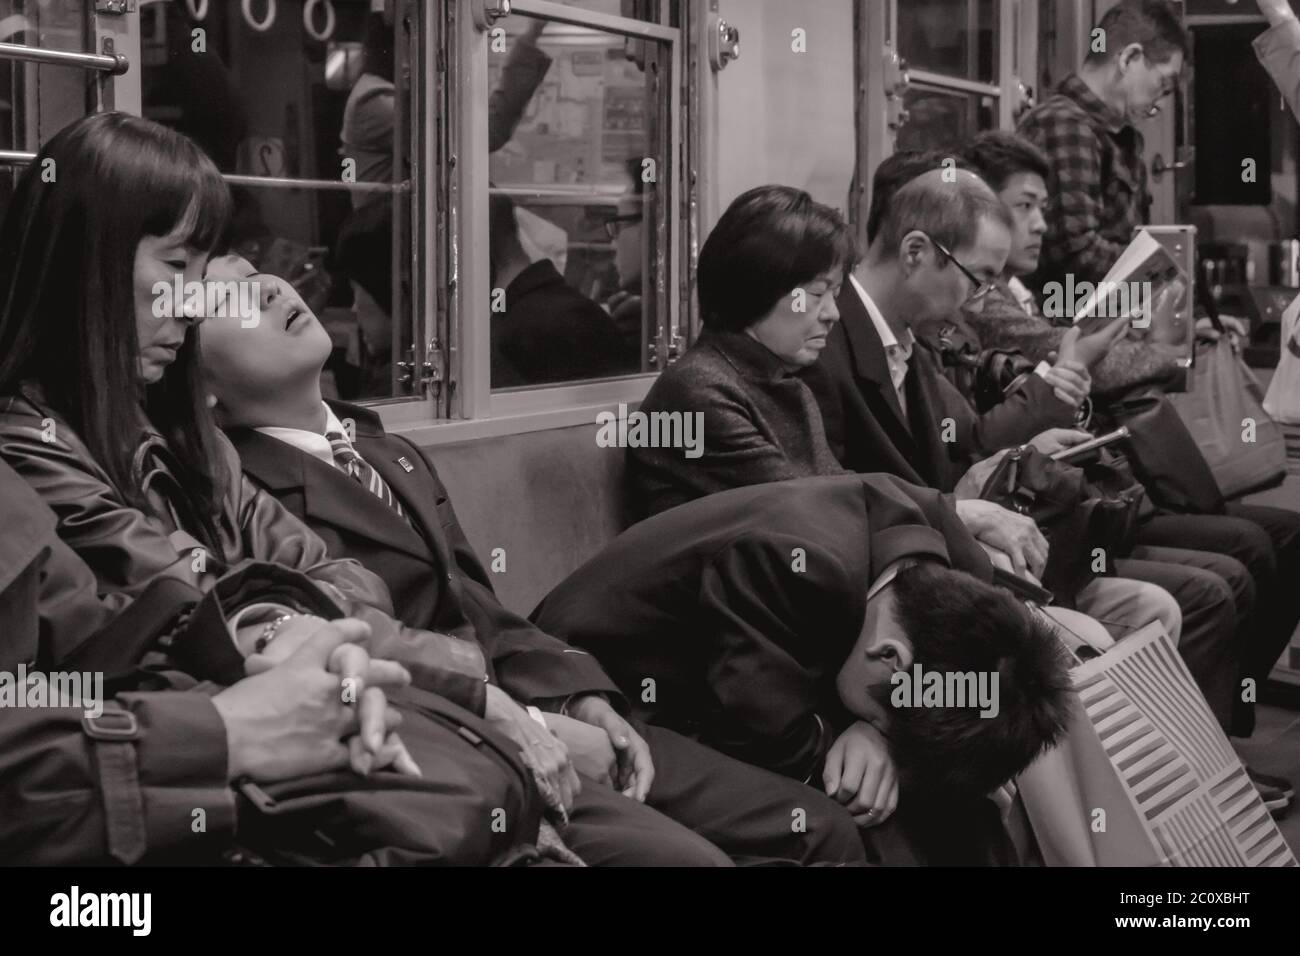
left=931, top=321, right=1038, bottom=413
left=1092, top=389, right=1227, bottom=514
left=1168, top=329, right=1287, bottom=499
left=978, top=446, right=1142, bottom=603
left=233, top=687, right=546, bottom=867
left=1263, top=288, right=1300, bottom=424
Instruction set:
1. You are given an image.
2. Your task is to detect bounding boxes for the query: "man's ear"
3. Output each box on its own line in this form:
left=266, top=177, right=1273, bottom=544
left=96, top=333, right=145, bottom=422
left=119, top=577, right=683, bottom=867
left=1118, top=43, right=1145, bottom=72
left=900, top=232, right=926, bottom=271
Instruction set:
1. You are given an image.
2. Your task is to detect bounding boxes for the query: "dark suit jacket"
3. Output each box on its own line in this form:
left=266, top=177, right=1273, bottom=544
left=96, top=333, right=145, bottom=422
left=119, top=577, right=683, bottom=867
left=533, top=473, right=992, bottom=782
left=492, top=260, right=638, bottom=387
left=626, top=330, right=846, bottom=520
left=801, top=283, right=1076, bottom=492
left=227, top=401, right=622, bottom=709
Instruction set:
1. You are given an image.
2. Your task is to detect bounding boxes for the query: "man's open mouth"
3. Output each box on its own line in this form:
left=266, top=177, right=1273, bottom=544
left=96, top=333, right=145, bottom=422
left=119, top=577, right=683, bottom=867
left=285, top=307, right=304, bottom=331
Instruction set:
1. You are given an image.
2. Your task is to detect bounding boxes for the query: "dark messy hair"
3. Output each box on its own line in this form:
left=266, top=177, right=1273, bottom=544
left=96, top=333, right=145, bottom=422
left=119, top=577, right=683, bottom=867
left=885, top=563, right=1073, bottom=797
left=1084, top=0, right=1188, bottom=67
left=0, top=112, right=232, bottom=547
left=960, top=130, right=1052, bottom=194
left=697, top=184, right=856, bottom=333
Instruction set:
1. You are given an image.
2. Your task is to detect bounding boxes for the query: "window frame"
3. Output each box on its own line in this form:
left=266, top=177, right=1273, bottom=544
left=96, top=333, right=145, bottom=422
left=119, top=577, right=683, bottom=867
left=435, top=0, right=686, bottom=442
left=855, top=0, right=1030, bottom=248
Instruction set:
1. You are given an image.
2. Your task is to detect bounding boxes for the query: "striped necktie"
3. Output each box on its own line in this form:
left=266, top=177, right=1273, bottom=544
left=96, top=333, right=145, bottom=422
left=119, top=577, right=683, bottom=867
left=326, top=431, right=407, bottom=519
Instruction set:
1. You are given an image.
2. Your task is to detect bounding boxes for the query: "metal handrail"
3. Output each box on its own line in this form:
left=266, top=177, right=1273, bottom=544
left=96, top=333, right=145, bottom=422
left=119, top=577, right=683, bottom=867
left=0, top=41, right=128, bottom=76
left=0, top=152, right=408, bottom=194
left=223, top=173, right=408, bottom=193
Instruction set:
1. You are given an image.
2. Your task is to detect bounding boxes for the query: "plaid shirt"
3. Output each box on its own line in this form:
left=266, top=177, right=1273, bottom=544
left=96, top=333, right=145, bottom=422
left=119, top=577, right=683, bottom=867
left=1017, top=74, right=1150, bottom=295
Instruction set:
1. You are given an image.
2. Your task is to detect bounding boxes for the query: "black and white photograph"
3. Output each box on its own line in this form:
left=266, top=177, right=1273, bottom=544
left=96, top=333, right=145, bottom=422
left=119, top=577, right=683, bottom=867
left=1, top=0, right=1299, bottom=935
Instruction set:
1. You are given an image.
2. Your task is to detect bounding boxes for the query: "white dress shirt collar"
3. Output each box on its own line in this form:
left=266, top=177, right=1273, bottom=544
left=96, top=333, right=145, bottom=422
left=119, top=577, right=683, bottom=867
left=255, top=402, right=351, bottom=467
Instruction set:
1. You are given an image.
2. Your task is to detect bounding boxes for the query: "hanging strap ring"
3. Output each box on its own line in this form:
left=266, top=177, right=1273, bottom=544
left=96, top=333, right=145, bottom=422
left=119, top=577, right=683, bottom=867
left=303, top=0, right=336, bottom=43
left=242, top=0, right=277, bottom=33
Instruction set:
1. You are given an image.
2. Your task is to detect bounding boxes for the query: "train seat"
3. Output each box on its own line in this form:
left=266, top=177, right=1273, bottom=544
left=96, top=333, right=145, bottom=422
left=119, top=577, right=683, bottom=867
left=422, top=422, right=626, bottom=615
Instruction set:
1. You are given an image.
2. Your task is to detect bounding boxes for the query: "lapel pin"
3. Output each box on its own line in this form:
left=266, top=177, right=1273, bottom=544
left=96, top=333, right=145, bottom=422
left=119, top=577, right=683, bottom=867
left=397, top=456, right=414, bottom=473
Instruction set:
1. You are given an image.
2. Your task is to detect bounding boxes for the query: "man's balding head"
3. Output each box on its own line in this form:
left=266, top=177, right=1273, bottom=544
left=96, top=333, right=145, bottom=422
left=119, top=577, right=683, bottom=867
left=875, top=168, right=1013, bottom=263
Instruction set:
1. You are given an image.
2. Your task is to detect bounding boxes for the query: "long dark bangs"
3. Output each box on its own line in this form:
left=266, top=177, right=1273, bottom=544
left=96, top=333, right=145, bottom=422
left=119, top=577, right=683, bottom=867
left=0, top=113, right=231, bottom=546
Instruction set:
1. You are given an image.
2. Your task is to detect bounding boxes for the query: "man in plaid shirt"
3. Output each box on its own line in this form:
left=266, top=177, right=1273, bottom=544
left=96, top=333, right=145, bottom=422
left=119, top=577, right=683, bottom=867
left=1017, top=0, right=1186, bottom=302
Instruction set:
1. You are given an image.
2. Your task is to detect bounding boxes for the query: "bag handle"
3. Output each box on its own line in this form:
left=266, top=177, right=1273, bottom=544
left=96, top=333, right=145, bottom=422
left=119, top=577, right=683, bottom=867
left=1194, top=258, right=1225, bottom=335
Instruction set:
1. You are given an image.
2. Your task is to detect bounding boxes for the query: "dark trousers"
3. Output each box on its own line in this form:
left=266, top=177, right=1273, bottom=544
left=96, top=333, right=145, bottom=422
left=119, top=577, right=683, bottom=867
left=637, top=722, right=867, bottom=866
left=559, top=722, right=866, bottom=866
left=562, top=771, right=733, bottom=866
left=1113, top=548, right=1243, bottom=730
left=1133, top=505, right=1300, bottom=735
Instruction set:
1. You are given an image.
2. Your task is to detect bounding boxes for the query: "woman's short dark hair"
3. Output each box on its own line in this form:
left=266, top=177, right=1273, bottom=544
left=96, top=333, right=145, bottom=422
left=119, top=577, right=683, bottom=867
left=697, top=185, right=856, bottom=333
left=0, top=112, right=232, bottom=546
left=960, top=131, right=1052, bottom=195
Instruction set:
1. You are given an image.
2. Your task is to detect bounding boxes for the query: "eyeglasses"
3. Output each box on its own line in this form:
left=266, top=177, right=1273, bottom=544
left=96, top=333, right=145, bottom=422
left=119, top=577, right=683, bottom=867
left=920, top=232, right=995, bottom=302
left=603, top=213, right=643, bottom=240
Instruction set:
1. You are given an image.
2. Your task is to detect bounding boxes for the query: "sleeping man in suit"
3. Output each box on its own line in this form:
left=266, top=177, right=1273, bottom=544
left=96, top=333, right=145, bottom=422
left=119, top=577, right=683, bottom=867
left=532, top=472, right=1075, bottom=864
left=197, top=254, right=866, bottom=867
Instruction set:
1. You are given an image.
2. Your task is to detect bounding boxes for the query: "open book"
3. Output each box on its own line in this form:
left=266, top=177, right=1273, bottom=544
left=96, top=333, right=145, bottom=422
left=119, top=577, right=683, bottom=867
left=1044, top=229, right=1188, bottom=337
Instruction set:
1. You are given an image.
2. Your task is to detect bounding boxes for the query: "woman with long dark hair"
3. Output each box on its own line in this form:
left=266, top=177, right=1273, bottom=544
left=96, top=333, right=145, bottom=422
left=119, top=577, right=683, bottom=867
left=0, top=112, right=487, bottom=707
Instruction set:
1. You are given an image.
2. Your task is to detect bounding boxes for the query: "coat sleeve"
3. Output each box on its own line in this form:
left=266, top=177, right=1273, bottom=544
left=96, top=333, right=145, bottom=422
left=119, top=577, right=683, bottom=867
left=488, top=39, right=551, bottom=152
left=1256, top=16, right=1300, bottom=124
left=922, top=348, right=1076, bottom=465
left=697, top=534, right=846, bottom=781
left=0, top=694, right=236, bottom=865
left=966, top=307, right=1182, bottom=399
left=231, top=471, right=489, bottom=714
left=965, top=373, right=1077, bottom=456
left=0, top=410, right=487, bottom=714
left=407, top=439, right=625, bottom=710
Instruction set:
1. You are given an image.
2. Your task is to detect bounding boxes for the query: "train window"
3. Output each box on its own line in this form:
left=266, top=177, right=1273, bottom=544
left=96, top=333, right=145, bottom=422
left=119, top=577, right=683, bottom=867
left=1, top=1, right=101, bottom=213
left=485, top=12, right=668, bottom=391
left=896, top=85, right=998, bottom=152
left=860, top=0, right=1023, bottom=218
left=140, top=0, right=419, bottom=403
left=898, top=0, right=999, bottom=85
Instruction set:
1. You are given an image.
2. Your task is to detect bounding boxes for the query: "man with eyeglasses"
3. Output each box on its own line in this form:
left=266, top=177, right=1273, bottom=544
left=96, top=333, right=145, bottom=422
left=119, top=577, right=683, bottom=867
left=802, top=165, right=1189, bottom=658
left=1016, top=0, right=1186, bottom=300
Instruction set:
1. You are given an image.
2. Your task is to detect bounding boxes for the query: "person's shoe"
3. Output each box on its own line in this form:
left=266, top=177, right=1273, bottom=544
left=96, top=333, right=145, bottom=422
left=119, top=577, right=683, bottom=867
left=1246, top=766, right=1295, bottom=817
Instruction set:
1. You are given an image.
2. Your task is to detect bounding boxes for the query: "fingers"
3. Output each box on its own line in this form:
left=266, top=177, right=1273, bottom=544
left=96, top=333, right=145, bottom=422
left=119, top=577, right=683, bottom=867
left=1100, top=313, right=1131, bottom=345
left=1007, top=541, right=1030, bottom=578
left=624, top=731, right=655, bottom=802
left=1023, top=522, right=1049, bottom=578
left=528, top=725, right=579, bottom=813
left=835, top=737, right=868, bottom=804
left=294, top=618, right=372, bottom=667
left=330, top=642, right=371, bottom=690
left=357, top=685, right=390, bottom=753
left=348, top=733, right=374, bottom=776
left=822, top=737, right=845, bottom=798
left=369, top=732, right=422, bottom=778
left=1057, top=429, right=1094, bottom=447
left=363, top=659, right=411, bottom=693
left=1057, top=324, right=1080, bottom=357
left=555, top=740, right=582, bottom=810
